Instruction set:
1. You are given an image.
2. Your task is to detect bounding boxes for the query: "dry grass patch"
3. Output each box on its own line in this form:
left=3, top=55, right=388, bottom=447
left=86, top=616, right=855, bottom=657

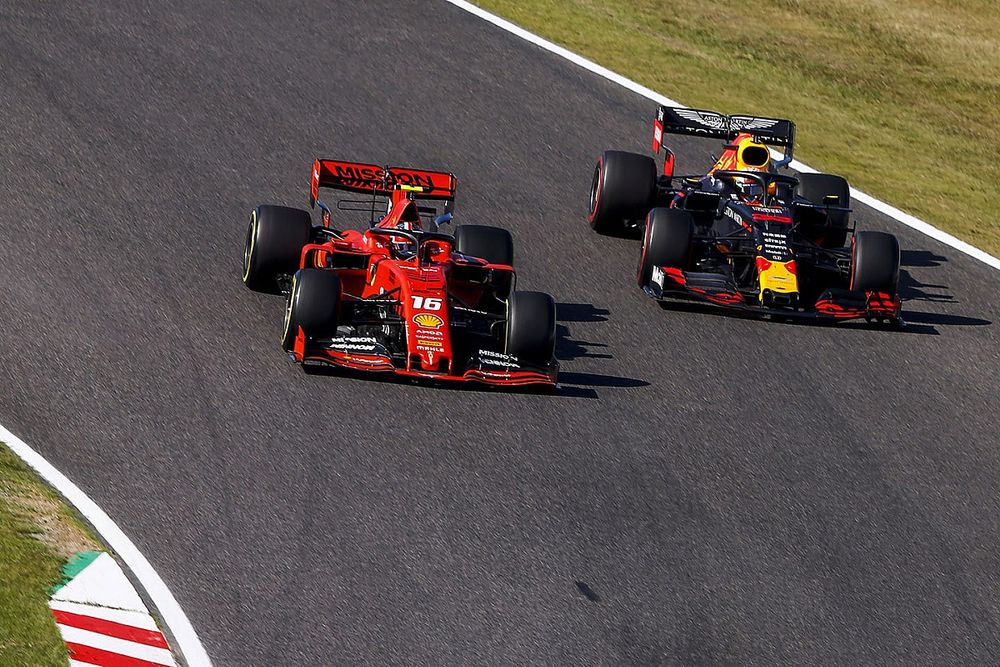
left=0, top=443, right=99, bottom=666
left=476, top=0, right=1000, bottom=255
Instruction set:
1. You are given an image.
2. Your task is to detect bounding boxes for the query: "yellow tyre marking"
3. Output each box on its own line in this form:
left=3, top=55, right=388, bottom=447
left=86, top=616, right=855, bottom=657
left=242, top=209, right=258, bottom=283
left=282, top=273, right=297, bottom=344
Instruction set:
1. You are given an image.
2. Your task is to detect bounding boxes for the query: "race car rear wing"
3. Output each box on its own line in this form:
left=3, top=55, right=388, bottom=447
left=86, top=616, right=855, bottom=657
left=310, top=159, right=457, bottom=207
left=653, top=106, right=796, bottom=160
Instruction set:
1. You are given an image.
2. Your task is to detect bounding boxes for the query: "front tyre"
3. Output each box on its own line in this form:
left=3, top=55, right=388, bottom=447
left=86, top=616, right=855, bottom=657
left=506, top=291, right=556, bottom=365
left=588, top=150, right=656, bottom=236
left=281, top=269, right=342, bottom=351
left=850, top=231, right=900, bottom=294
left=243, top=205, right=313, bottom=293
left=637, top=208, right=694, bottom=287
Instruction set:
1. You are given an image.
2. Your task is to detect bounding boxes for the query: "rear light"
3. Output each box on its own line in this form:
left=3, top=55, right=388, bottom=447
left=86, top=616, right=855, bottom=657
left=756, top=257, right=772, bottom=272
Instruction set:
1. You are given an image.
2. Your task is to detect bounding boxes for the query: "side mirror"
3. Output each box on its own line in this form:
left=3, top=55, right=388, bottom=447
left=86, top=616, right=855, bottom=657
left=434, top=212, right=453, bottom=227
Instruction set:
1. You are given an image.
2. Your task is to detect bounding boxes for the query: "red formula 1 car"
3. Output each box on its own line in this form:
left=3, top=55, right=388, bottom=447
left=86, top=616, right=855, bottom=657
left=242, top=159, right=558, bottom=386
left=587, top=106, right=902, bottom=326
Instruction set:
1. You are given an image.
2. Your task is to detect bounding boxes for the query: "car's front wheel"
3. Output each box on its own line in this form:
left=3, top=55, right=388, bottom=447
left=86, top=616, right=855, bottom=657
left=506, top=291, right=556, bottom=365
left=850, top=231, right=900, bottom=294
left=281, top=269, right=342, bottom=351
left=637, top=208, right=694, bottom=287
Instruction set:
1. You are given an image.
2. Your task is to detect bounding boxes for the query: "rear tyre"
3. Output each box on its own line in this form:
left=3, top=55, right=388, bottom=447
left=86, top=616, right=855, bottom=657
left=243, top=205, right=313, bottom=293
left=588, top=150, right=656, bottom=236
left=796, top=173, right=850, bottom=248
left=637, top=208, right=693, bottom=287
left=506, top=291, right=556, bottom=365
left=454, top=224, right=514, bottom=266
left=850, top=231, right=900, bottom=294
left=281, top=269, right=342, bottom=351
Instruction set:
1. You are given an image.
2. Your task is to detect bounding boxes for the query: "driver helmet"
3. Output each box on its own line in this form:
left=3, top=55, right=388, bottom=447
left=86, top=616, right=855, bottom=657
left=734, top=136, right=773, bottom=200
left=392, top=201, right=423, bottom=256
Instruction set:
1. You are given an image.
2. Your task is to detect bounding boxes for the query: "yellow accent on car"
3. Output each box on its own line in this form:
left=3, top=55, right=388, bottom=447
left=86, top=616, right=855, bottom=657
left=413, top=313, right=444, bottom=328
left=758, top=260, right=799, bottom=298
left=735, top=139, right=771, bottom=170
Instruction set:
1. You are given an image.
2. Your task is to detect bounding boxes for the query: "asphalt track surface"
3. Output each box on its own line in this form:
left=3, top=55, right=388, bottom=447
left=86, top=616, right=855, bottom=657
left=2, top=2, right=999, bottom=665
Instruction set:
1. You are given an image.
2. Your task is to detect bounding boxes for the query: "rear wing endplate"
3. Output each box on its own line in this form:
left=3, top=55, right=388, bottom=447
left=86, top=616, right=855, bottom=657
left=653, top=106, right=796, bottom=157
left=310, top=159, right=457, bottom=207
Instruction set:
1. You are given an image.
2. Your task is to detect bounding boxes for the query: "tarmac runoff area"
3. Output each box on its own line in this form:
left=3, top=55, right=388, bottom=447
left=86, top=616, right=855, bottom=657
left=49, top=551, right=179, bottom=667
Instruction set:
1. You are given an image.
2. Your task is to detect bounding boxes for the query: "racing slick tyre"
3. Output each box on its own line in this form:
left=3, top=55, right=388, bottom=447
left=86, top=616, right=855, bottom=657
left=588, top=150, right=656, bottom=236
left=637, top=208, right=693, bottom=287
left=506, top=291, right=556, bottom=365
left=454, top=224, right=514, bottom=266
left=796, top=173, right=850, bottom=248
left=243, top=205, right=313, bottom=293
left=281, top=269, right=342, bottom=351
left=850, top=231, right=900, bottom=294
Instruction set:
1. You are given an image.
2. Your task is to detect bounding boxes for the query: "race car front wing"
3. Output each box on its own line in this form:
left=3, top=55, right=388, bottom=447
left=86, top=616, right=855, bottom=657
left=289, top=328, right=558, bottom=386
left=646, top=266, right=902, bottom=325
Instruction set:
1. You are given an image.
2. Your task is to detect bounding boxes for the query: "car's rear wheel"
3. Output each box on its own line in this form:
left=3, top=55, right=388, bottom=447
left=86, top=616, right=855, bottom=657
left=281, top=269, right=342, bottom=351
left=637, top=208, right=693, bottom=287
left=850, top=231, right=900, bottom=294
left=588, top=150, right=656, bottom=236
left=243, top=205, right=313, bottom=293
left=454, top=224, right=514, bottom=266
left=796, top=173, right=850, bottom=248
left=506, top=291, right=556, bottom=365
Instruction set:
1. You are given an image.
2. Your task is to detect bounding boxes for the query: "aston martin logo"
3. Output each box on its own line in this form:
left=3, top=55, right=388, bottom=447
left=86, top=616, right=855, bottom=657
left=730, top=116, right=780, bottom=131
left=413, top=313, right=444, bottom=328
left=675, top=109, right=779, bottom=133
left=676, top=108, right=727, bottom=129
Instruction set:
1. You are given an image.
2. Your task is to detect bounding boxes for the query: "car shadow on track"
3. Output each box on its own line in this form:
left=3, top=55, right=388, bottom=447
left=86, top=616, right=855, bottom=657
left=554, top=302, right=650, bottom=398
left=899, top=250, right=954, bottom=304
left=896, top=250, right=993, bottom=334
left=555, top=302, right=611, bottom=361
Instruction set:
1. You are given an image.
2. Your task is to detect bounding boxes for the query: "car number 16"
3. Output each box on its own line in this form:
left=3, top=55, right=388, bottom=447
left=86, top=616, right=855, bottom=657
left=411, top=296, right=442, bottom=310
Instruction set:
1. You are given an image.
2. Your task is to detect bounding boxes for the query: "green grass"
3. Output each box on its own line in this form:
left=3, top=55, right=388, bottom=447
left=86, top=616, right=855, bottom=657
left=475, top=0, right=1000, bottom=256
left=0, top=444, right=98, bottom=667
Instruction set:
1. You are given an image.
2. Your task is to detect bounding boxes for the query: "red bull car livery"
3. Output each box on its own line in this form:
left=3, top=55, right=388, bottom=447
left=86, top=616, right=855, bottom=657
left=588, top=106, right=902, bottom=326
left=243, top=159, right=558, bottom=386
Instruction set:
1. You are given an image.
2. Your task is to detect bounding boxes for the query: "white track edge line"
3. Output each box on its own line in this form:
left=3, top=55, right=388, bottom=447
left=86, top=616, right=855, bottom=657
left=443, top=0, right=1000, bottom=272
left=0, top=424, right=212, bottom=666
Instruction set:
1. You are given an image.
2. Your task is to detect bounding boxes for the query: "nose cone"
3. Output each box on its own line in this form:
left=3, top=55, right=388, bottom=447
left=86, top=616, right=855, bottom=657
left=409, top=311, right=451, bottom=372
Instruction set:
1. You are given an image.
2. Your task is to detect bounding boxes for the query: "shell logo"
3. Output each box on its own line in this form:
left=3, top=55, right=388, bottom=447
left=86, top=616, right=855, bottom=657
left=413, top=313, right=444, bottom=328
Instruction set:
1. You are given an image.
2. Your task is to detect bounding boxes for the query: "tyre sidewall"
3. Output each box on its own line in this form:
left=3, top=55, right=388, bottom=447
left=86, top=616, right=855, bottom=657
left=282, top=269, right=341, bottom=350
left=796, top=173, right=851, bottom=247
left=244, top=205, right=313, bottom=293
left=506, top=291, right=556, bottom=364
left=850, top=231, right=900, bottom=294
left=454, top=225, right=514, bottom=266
left=588, top=151, right=655, bottom=235
left=638, top=208, right=693, bottom=286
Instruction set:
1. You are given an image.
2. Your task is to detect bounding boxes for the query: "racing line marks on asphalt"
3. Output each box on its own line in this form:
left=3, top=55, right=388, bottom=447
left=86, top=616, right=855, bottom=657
left=443, top=0, right=1000, bottom=272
